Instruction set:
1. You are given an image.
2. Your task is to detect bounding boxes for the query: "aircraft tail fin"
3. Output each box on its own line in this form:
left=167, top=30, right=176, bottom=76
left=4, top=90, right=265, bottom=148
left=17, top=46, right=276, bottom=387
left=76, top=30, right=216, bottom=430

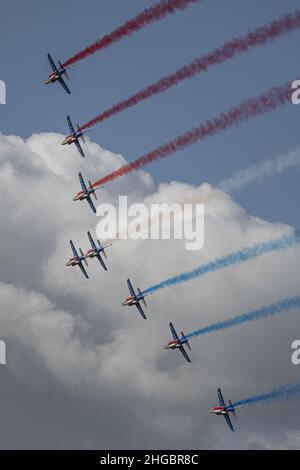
left=77, top=124, right=86, bottom=143
left=79, top=248, right=88, bottom=267
left=181, top=331, right=191, bottom=351
left=100, top=242, right=112, bottom=258
left=58, top=60, right=70, bottom=80
left=89, top=181, right=97, bottom=200
left=228, top=400, right=237, bottom=420
left=96, top=238, right=103, bottom=249
left=137, top=288, right=147, bottom=307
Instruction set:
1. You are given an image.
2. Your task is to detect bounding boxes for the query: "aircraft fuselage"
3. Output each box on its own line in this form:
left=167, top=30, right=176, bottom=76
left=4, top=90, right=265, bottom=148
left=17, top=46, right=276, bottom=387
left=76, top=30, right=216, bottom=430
left=73, top=190, right=89, bottom=202
left=66, top=256, right=81, bottom=267
left=209, top=406, right=233, bottom=416
left=62, top=133, right=82, bottom=146
left=122, top=296, right=139, bottom=307
left=163, top=339, right=187, bottom=350
left=45, top=69, right=64, bottom=85
left=85, top=248, right=98, bottom=258
left=122, top=294, right=145, bottom=307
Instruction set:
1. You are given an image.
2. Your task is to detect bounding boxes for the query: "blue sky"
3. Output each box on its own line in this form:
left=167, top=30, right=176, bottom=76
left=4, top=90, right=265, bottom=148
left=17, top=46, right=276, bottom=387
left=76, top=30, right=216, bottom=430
left=0, top=0, right=299, bottom=225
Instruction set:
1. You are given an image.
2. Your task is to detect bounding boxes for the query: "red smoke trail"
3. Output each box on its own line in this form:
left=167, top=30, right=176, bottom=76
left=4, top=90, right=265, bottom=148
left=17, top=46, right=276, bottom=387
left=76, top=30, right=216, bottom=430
left=62, top=0, right=197, bottom=68
left=92, top=80, right=292, bottom=188
left=81, top=11, right=300, bottom=131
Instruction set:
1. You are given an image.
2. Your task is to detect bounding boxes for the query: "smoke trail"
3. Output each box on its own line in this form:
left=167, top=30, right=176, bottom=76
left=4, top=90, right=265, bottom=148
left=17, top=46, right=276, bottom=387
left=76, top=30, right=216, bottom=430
left=233, top=380, right=300, bottom=408
left=186, top=296, right=300, bottom=340
left=81, top=11, right=300, bottom=131
left=92, top=80, right=292, bottom=188
left=62, top=0, right=198, bottom=68
left=217, top=146, right=300, bottom=194
left=141, top=231, right=300, bottom=295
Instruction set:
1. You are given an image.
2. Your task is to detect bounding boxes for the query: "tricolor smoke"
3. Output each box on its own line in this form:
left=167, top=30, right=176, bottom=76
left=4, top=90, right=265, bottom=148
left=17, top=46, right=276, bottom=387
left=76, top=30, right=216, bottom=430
left=186, top=296, right=300, bottom=340
left=81, top=10, right=300, bottom=131
left=62, top=0, right=198, bottom=68
left=233, top=380, right=300, bottom=408
left=92, top=80, right=292, bottom=188
left=141, top=231, right=300, bottom=295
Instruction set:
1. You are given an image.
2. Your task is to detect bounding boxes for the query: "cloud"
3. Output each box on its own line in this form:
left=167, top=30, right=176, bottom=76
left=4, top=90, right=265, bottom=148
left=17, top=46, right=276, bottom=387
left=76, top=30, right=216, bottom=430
left=0, top=132, right=299, bottom=449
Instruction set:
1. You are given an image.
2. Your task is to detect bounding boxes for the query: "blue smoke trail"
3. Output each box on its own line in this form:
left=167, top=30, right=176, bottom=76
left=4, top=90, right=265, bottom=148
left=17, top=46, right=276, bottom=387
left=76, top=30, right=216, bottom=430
left=233, top=380, right=300, bottom=408
left=141, top=231, right=299, bottom=295
left=186, top=296, right=300, bottom=340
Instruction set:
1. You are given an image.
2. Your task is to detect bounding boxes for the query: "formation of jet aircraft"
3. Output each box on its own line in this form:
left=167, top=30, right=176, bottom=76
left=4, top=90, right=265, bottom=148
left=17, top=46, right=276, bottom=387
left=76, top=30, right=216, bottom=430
left=46, top=51, right=246, bottom=436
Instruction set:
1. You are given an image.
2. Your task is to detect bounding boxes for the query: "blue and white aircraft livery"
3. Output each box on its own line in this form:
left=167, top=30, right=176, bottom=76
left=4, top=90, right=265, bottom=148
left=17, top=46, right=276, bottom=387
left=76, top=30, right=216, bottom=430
left=45, top=53, right=71, bottom=95
left=66, top=240, right=89, bottom=279
left=122, top=279, right=149, bottom=320
left=209, top=388, right=244, bottom=432
left=164, top=322, right=192, bottom=363
left=84, top=231, right=112, bottom=271
left=73, top=172, right=102, bottom=214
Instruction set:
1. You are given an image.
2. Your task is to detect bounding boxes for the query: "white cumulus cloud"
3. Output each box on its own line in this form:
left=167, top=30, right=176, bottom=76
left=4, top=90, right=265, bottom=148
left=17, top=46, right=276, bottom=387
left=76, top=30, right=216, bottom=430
left=0, top=132, right=299, bottom=449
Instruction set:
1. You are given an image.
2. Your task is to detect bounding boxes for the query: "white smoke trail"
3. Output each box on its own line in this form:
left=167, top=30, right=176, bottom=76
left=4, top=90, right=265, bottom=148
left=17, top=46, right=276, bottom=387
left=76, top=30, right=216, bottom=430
left=99, top=147, right=300, bottom=243
left=217, top=147, right=300, bottom=195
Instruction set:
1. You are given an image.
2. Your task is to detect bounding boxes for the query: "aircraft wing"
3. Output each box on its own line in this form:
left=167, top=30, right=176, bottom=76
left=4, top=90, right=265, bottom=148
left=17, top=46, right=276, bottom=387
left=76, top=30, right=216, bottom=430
left=96, top=253, right=107, bottom=271
left=78, top=261, right=89, bottom=279
left=218, top=388, right=226, bottom=407
left=169, top=322, right=179, bottom=341
left=127, top=279, right=136, bottom=297
left=224, top=413, right=235, bottom=432
left=79, top=172, right=87, bottom=192
left=86, top=195, right=96, bottom=214
left=58, top=77, right=71, bottom=95
left=135, top=301, right=147, bottom=320
left=47, top=53, right=57, bottom=72
left=179, top=345, right=191, bottom=363
left=70, top=240, right=78, bottom=258
left=75, top=140, right=85, bottom=158
left=67, top=115, right=75, bottom=134
left=87, top=231, right=97, bottom=250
